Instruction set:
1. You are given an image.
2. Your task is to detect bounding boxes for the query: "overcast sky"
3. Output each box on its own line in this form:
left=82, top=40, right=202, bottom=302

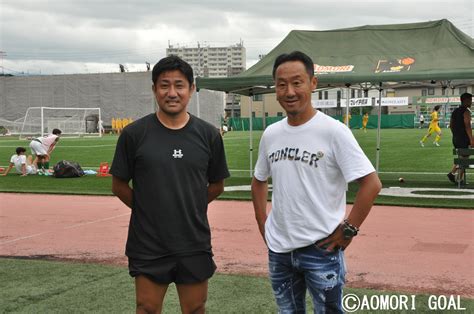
left=1, top=0, right=472, bottom=75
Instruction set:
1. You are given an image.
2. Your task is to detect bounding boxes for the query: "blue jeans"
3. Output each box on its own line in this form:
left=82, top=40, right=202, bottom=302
left=268, top=244, right=346, bottom=314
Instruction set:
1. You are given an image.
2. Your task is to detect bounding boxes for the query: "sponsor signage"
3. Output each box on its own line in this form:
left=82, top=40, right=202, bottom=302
left=375, top=97, right=409, bottom=106
left=413, top=96, right=461, bottom=105
left=314, top=64, right=354, bottom=74
left=311, top=96, right=409, bottom=108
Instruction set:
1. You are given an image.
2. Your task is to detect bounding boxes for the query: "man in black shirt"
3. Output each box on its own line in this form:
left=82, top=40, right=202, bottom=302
left=110, top=56, right=230, bottom=313
left=447, top=92, right=473, bottom=184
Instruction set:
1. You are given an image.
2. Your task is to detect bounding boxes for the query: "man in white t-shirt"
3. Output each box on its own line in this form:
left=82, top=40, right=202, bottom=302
left=1, top=147, right=37, bottom=176
left=251, top=51, right=382, bottom=313
left=29, top=128, right=62, bottom=174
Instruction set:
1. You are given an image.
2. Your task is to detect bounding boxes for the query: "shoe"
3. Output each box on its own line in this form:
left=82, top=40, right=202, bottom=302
left=434, top=142, right=440, bottom=147
left=419, top=141, right=424, bottom=147
left=447, top=173, right=455, bottom=183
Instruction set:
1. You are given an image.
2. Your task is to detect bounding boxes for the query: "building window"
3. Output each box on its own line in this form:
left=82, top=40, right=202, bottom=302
left=324, top=91, right=328, bottom=99
left=252, top=112, right=256, bottom=118
left=459, top=87, right=467, bottom=94
left=351, top=89, right=355, bottom=98
left=441, top=88, right=447, bottom=95
left=252, top=94, right=263, bottom=101
left=358, top=90, right=362, bottom=98
left=277, top=112, right=283, bottom=117
left=336, top=91, right=341, bottom=100
left=428, top=88, right=435, bottom=95
left=265, top=112, right=269, bottom=117
left=421, top=89, right=427, bottom=96
left=318, top=91, right=323, bottom=100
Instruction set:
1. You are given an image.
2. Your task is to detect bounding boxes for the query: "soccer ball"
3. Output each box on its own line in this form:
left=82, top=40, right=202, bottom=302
left=398, top=177, right=405, bottom=183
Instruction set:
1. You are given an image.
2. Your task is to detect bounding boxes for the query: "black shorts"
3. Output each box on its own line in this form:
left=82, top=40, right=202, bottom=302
left=128, top=253, right=216, bottom=284
left=453, top=137, right=470, bottom=150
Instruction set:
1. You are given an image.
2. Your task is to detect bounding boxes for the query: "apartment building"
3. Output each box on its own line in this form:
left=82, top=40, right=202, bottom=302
left=166, top=42, right=246, bottom=78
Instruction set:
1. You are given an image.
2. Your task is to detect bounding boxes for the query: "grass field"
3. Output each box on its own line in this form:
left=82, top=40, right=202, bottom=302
left=0, top=128, right=472, bottom=208
left=1, top=258, right=472, bottom=313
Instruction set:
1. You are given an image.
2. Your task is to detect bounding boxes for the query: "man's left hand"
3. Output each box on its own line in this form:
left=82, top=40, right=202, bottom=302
left=315, top=224, right=352, bottom=252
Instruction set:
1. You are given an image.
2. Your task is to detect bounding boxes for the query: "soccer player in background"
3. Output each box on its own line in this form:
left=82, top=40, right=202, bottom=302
left=1, top=147, right=37, bottom=176
left=362, top=112, right=369, bottom=132
left=29, top=128, right=62, bottom=175
left=420, top=105, right=442, bottom=147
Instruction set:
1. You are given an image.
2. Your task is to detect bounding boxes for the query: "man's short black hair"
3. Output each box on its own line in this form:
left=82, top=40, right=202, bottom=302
left=16, top=147, right=26, bottom=155
left=52, top=129, right=62, bottom=135
left=434, top=105, right=441, bottom=111
left=152, top=56, right=194, bottom=87
left=272, top=51, right=314, bottom=79
left=460, top=92, right=472, bottom=103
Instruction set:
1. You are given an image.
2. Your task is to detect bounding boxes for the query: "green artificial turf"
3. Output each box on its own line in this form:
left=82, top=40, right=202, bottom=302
left=0, top=129, right=472, bottom=208
left=1, top=258, right=472, bottom=313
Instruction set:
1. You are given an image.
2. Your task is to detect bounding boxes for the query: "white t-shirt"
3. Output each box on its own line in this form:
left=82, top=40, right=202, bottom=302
left=10, top=154, right=27, bottom=173
left=254, top=111, right=375, bottom=253
left=39, top=134, right=59, bottom=151
left=9, top=154, right=36, bottom=175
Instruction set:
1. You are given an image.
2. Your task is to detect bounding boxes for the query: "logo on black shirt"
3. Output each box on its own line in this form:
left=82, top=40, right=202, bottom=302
left=172, top=149, right=183, bottom=158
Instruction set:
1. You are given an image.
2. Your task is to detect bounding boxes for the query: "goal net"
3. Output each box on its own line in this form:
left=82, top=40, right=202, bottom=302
left=19, top=107, right=102, bottom=139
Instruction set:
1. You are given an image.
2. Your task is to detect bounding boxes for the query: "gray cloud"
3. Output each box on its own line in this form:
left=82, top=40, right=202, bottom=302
left=1, top=0, right=472, bottom=74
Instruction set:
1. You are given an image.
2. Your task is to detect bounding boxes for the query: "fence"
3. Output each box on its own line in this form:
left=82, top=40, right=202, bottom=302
left=227, top=114, right=416, bottom=131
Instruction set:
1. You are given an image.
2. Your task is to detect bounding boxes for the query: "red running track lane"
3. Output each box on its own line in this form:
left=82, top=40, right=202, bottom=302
left=0, top=193, right=472, bottom=297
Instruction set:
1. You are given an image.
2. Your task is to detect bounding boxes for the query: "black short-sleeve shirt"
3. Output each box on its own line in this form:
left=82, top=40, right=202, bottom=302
left=110, top=113, right=230, bottom=259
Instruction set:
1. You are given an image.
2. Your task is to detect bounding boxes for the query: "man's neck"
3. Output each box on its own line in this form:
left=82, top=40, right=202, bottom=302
left=156, top=111, right=190, bottom=130
left=287, top=108, right=317, bottom=126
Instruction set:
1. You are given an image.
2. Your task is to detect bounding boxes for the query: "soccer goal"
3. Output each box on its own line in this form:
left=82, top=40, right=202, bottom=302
left=19, top=107, right=102, bottom=139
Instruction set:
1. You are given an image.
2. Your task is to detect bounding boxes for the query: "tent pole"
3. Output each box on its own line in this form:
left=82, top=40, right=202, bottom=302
left=262, top=94, right=266, bottom=130
left=196, top=90, right=201, bottom=118
left=376, top=82, right=383, bottom=173
left=345, top=84, right=350, bottom=127
left=249, top=93, right=254, bottom=178
left=230, top=93, right=234, bottom=119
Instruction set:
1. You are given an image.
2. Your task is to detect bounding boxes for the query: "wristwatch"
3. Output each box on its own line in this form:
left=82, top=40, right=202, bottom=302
left=342, top=219, right=359, bottom=239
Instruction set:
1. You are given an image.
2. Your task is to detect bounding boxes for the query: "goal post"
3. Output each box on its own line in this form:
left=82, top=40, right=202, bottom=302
left=19, top=107, right=102, bottom=139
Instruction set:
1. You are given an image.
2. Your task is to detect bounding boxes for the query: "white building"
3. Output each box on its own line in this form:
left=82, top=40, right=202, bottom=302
left=166, top=42, right=246, bottom=78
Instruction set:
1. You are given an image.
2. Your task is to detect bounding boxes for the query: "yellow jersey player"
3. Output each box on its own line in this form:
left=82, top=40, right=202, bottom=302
left=420, top=105, right=442, bottom=147
left=362, top=112, right=369, bottom=133
left=343, top=113, right=352, bottom=128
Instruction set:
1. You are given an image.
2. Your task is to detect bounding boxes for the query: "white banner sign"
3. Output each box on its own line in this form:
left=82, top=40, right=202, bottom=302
left=312, top=96, right=409, bottom=108
left=375, top=97, right=409, bottom=106
left=311, top=99, right=338, bottom=108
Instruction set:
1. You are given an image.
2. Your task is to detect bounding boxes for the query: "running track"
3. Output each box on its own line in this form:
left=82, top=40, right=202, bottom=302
left=0, top=193, right=472, bottom=297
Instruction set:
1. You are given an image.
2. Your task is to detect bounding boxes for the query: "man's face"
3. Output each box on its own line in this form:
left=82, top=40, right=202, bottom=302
left=152, top=70, right=194, bottom=116
left=465, top=97, right=472, bottom=108
left=275, top=61, right=317, bottom=116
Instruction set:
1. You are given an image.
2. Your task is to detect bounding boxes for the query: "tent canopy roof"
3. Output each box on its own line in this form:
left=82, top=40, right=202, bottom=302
left=196, top=19, right=474, bottom=95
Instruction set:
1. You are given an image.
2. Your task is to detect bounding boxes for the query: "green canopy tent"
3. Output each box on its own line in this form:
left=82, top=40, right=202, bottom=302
left=196, top=19, right=474, bottom=174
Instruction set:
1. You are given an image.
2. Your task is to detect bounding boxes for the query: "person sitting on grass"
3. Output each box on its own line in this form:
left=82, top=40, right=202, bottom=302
left=1, top=147, right=37, bottom=176
left=29, top=128, right=62, bottom=175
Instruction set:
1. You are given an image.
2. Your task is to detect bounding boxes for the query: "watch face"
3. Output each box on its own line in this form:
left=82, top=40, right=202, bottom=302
left=343, top=226, right=357, bottom=239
